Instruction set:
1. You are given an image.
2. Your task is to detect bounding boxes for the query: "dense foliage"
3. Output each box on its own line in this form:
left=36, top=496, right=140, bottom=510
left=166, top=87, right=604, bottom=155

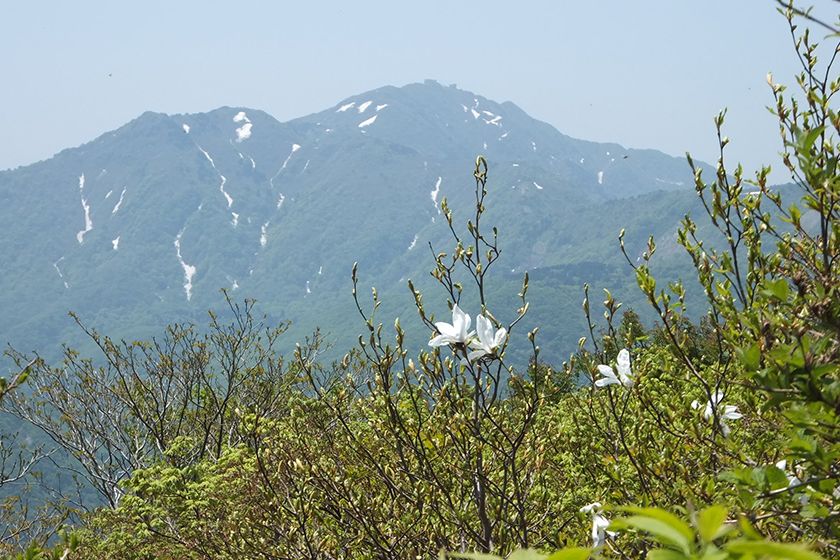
left=1, top=3, right=838, bottom=559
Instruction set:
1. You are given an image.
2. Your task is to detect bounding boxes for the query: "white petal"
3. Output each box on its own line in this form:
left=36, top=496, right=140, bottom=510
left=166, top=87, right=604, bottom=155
left=617, top=349, right=632, bottom=378
left=451, top=304, right=467, bottom=335
left=493, top=327, right=507, bottom=348
left=428, top=334, right=452, bottom=347
left=722, top=405, right=742, bottom=420
left=467, top=349, right=487, bottom=362
left=720, top=421, right=731, bottom=438
left=595, top=377, right=620, bottom=387
left=434, top=321, right=456, bottom=338
left=594, top=514, right=610, bottom=530
left=476, top=315, right=493, bottom=347
left=580, top=502, right=601, bottom=513
left=460, top=314, right=472, bottom=340
left=597, top=365, right=617, bottom=379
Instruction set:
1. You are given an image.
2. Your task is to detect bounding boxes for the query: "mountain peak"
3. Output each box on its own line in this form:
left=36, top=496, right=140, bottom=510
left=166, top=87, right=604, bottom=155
left=0, top=80, right=706, bottom=367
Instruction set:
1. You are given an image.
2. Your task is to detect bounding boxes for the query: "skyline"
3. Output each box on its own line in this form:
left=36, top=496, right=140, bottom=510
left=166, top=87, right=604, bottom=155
left=2, top=1, right=838, bottom=180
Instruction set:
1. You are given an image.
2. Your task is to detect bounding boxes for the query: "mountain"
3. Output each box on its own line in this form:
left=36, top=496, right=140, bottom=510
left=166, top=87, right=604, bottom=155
left=0, top=80, right=709, bottom=367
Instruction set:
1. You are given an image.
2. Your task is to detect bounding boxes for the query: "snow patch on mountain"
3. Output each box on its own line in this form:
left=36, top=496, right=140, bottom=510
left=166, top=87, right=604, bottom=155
left=231, top=212, right=239, bottom=227
left=597, top=171, right=604, bottom=184
left=174, top=229, right=196, bottom=301
left=111, top=187, right=126, bottom=214
left=235, top=122, right=252, bottom=142
left=357, top=100, right=372, bottom=113
left=276, top=193, right=285, bottom=209
left=279, top=143, right=301, bottom=172
left=53, top=257, right=69, bottom=289
left=407, top=233, right=419, bottom=251
left=260, top=222, right=269, bottom=247
left=112, top=236, right=120, bottom=250
left=182, top=123, right=190, bottom=134
left=358, top=115, right=377, bottom=128
left=430, top=176, right=442, bottom=213
left=337, top=102, right=355, bottom=112
left=376, top=103, right=388, bottom=111
left=199, top=147, right=216, bottom=168
left=219, top=175, right=233, bottom=208
left=533, top=181, right=543, bottom=190
left=75, top=174, right=93, bottom=244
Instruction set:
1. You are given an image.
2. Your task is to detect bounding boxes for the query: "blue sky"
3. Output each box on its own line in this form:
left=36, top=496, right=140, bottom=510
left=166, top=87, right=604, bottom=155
left=2, top=1, right=837, bottom=180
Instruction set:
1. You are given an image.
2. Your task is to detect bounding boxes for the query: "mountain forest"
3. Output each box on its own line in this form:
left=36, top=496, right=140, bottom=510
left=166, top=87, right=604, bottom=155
left=0, top=4, right=838, bottom=560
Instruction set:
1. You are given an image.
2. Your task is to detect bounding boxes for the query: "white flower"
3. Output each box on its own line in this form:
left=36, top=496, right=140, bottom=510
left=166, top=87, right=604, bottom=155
left=692, top=390, right=742, bottom=437
left=595, top=349, right=633, bottom=388
left=580, top=502, right=615, bottom=548
left=775, top=460, right=802, bottom=488
left=428, top=304, right=474, bottom=347
left=467, top=314, right=507, bottom=361
left=579, top=501, right=602, bottom=514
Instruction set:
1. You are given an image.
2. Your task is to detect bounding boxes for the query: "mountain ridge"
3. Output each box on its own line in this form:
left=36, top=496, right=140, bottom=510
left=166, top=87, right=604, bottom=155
left=0, top=79, right=708, bottom=366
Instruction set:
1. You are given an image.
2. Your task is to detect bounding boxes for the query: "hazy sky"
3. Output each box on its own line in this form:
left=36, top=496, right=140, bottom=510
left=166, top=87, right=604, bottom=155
left=2, top=1, right=837, bottom=180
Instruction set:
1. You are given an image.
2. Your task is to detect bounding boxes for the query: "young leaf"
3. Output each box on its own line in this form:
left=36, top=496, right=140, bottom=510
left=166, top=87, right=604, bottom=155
left=697, top=505, right=729, bottom=543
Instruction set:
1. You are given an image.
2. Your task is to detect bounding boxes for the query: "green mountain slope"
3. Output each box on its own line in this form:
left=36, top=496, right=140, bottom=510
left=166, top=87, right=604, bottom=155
left=0, top=80, right=709, bottom=366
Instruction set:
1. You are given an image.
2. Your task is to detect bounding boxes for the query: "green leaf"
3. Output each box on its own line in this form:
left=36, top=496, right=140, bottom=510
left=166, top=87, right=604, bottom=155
left=613, top=515, right=692, bottom=555
left=699, top=550, right=729, bottom=560
left=765, top=466, right=790, bottom=490
left=800, top=503, right=830, bottom=519
left=726, top=540, right=824, bottom=560
left=762, top=278, right=790, bottom=301
left=738, top=516, right=763, bottom=540
left=796, top=125, right=825, bottom=154
left=545, top=548, right=592, bottom=560
left=647, top=550, right=689, bottom=560
left=697, top=505, right=728, bottom=542
left=619, top=507, right=695, bottom=544
left=739, top=343, right=761, bottom=370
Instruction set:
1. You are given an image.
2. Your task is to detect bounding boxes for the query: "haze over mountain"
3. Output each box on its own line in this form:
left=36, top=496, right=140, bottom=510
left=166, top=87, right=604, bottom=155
left=0, top=80, right=711, bottom=365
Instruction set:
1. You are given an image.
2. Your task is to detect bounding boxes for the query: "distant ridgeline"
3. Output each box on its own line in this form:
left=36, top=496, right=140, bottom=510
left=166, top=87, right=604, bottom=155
left=0, top=79, right=718, bottom=368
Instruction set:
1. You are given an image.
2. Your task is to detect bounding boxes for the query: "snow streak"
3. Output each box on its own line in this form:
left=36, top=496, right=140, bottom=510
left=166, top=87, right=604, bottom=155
left=76, top=174, right=93, bottom=244
left=358, top=115, right=377, bottom=128
left=260, top=222, right=269, bottom=247
left=111, top=187, right=127, bottom=214
left=430, top=177, right=442, bottom=212
left=53, top=257, right=70, bottom=289
left=174, top=229, right=196, bottom=301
